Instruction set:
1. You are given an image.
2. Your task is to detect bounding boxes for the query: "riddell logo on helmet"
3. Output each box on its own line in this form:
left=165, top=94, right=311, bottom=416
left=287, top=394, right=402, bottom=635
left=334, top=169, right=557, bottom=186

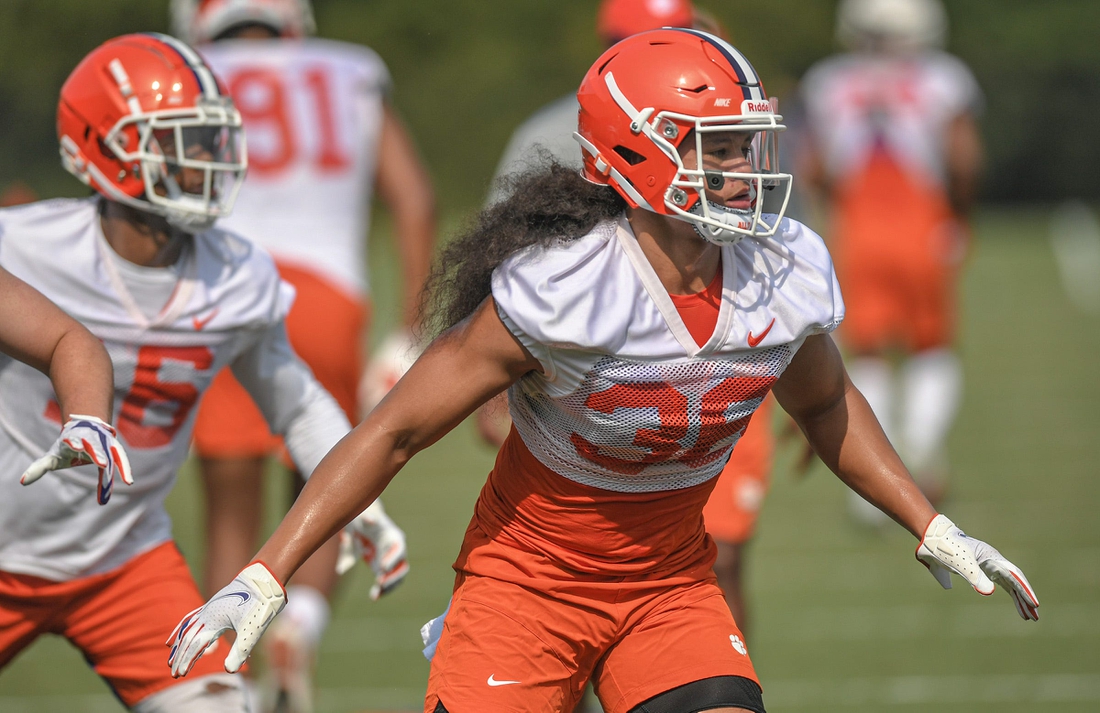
left=740, top=99, right=772, bottom=114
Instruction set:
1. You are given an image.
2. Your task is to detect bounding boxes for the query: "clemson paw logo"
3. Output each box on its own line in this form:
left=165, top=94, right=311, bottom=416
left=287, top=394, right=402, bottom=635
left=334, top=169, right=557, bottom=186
left=730, top=634, right=747, bottom=655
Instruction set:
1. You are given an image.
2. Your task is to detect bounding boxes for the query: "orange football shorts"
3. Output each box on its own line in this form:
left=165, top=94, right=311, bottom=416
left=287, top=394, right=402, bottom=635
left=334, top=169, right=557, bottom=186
left=0, top=542, right=228, bottom=707
left=192, top=261, right=367, bottom=458
left=425, top=571, right=759, bottom=713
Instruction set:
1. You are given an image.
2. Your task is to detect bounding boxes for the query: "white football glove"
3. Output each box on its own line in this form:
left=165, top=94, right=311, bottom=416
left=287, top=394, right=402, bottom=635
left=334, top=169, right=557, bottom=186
left=916, top=514, right=1040, bottom=621
left=359, top=330, right=422, bottom=414
left=21, top=415, right=133, bottom=505
left=167, top=562, right=286, bottom=677
left=335, top=499, right=409, bottom=600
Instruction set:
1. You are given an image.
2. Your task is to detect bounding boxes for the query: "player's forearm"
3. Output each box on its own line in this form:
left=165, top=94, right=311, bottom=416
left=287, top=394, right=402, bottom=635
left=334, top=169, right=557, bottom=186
left=393, top=191, right=436, bottom=327
left=48, top=327, right=115, bottom=422
left=945, top=113, right=983, bottom=219
left=398, top=214, right=435, bottom=327
left=376, top=105, right=437, bottom=328
left=799, top=384, right=935, bottom=537
left=256, top=420, right=411, bottom=583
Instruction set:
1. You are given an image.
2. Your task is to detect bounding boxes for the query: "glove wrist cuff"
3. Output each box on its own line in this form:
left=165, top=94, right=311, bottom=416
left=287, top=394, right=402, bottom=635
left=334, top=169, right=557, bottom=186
left=65, top=414, right=115, bottom=434
left=920, top=513, right=953, bottom=542
left=241, top=561, right=287, bottom=601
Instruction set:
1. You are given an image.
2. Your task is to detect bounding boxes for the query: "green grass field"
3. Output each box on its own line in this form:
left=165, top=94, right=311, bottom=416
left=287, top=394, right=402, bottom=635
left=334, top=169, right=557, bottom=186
left=1, top=207, right=1097, bottom=712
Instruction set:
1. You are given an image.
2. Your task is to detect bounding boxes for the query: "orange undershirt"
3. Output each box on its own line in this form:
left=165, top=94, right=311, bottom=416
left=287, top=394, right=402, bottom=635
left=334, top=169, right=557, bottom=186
left=668, top=264, right=723, bottom=348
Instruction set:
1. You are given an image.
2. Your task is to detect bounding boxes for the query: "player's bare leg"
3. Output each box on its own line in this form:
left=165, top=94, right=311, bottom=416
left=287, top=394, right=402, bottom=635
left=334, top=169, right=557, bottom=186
left=131, top=674, right=247, bottom=713
left=261, top=472, right=341, bottom=713
left=200, top=456, right=266, bottom=597
left=843, top=355, right=894, bottom=527
left=899, top=348, right=961, bottom=507
left=712, top=541, right=749, bottom=641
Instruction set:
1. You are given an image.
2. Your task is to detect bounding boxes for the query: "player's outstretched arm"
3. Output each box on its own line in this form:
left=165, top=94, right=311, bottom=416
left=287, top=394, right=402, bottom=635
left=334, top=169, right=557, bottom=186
left=168, top=297, right=540, bottom=675
left=229, top=319, right=413, bottom=598
left=0, top=266, right=131, bottom=504
left=772, top=333, right=1038, bottom=620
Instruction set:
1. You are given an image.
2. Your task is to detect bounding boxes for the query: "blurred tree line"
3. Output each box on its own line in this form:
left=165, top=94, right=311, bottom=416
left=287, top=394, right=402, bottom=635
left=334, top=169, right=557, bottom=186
left=0, top=0, right=1096, bottom=213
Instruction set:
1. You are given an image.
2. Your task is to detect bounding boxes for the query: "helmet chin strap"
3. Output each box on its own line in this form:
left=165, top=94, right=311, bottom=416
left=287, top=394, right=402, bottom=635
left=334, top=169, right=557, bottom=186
left=688, top=200, right=753, bottom=245
left=164, top=206, right=217, bottom=233
left=686, top=180, right=760, bottom=245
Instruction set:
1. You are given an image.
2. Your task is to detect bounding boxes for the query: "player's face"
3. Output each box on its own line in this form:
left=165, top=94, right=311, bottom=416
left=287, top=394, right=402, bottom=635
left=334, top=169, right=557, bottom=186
left=150, top=126, right=240, bottom=198
left=677, top=130, right=756, bottom=211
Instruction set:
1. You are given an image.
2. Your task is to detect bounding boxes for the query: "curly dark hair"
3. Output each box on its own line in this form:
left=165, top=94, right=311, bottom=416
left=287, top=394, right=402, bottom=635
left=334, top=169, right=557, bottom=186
left=419, top=160, right=627, bottom=336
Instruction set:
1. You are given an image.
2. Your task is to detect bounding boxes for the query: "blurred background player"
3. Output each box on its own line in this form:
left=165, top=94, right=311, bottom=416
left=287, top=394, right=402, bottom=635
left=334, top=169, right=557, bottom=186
left=479, top=0, right=775, bottom=645
left=798, top=0, right=983, bottom=523
left=172, top=1, right=435, bottom=708
left=0, top=32, right=403, bottom=712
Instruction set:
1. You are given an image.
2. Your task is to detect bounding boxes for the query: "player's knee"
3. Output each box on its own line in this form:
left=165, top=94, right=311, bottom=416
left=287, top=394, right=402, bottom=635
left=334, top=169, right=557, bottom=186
left=130, top=674, right=246, bottom=713
left=627, top=675, right=765, bottom=713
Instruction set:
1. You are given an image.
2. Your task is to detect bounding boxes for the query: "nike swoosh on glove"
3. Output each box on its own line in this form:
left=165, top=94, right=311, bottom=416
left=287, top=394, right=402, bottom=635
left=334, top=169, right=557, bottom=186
left=916, top=514, right=1040, bottom=621
left=20, top=414, right=133, bottom=505
left=167, top=562, right=286, bottom=677
left=335, top=499, right=409, bottom=600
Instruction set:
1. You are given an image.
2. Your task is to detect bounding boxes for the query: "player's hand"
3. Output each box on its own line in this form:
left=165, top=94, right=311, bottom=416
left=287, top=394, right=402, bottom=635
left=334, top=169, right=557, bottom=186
left=916, top=514, right=1039, bottom=621
left=20, top=415, right=132, bottom=505
left=335, top=499, right=409, bottom=599
left=167, top=562, right=286, bottom=677
left=358, top=330, right=422, bottom=415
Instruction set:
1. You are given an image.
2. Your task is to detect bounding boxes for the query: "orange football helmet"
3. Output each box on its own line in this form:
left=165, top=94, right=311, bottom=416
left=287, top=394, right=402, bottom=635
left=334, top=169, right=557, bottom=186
left=57, top=33, right=246, bottom=232
left=171, top=0, right=316, bottom=44
left=597, top=0, right=695, bottom=45
left=575, top=29, right=791, bottom=244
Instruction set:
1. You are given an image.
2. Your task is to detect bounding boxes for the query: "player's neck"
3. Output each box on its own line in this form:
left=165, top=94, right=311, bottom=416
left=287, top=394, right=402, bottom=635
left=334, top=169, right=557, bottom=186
left=626, top=207, right=721, bottom=296
left=98, top=200, right=188, bottom=268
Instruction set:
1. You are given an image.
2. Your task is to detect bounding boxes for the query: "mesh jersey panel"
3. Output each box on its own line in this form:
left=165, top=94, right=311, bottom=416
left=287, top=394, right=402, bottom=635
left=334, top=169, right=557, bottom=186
left=510, top=345, right=791, bottom=493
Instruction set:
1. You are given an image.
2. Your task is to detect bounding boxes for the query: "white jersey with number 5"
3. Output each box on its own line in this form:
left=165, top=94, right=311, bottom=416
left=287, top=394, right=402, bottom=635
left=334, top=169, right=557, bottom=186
left=0, top=198, right=349, bottom=581
left=199, top=38, right=391, bottom=299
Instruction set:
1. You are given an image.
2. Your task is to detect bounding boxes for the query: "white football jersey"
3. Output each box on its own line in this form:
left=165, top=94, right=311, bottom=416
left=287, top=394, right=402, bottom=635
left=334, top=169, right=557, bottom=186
left=493, top=215, right=844, bottom=493
left=800, top=51, right=982, bottom=187
left=199, top=38, right=391, bottom=298
left=0, top=198, right=313, bottom=581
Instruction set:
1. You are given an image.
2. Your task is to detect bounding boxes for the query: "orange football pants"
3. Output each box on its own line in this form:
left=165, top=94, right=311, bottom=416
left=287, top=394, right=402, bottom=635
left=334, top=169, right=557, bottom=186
left=192, top=260, right=366, bottom=457
left=0, top=542, right=228, bottom=707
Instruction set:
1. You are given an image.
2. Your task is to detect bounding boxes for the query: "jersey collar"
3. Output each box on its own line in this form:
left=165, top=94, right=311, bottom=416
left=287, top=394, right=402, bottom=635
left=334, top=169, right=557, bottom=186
left=614, top=214, right=735, bottom=358
left=94, top=223, right=198, bottom=331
